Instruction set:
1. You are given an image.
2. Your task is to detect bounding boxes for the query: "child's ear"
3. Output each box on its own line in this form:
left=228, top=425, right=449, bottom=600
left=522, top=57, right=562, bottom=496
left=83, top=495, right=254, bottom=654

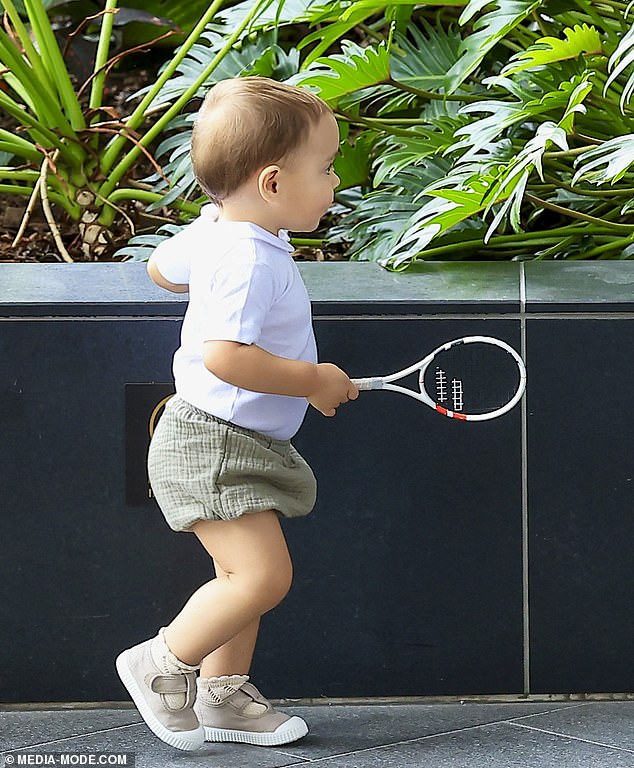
left=258, top=165, right=281, bottom=202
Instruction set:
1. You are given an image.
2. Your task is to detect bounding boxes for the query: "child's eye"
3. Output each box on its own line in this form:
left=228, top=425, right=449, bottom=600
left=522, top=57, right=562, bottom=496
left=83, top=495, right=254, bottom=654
left=326, top=163, right=334, bottom=174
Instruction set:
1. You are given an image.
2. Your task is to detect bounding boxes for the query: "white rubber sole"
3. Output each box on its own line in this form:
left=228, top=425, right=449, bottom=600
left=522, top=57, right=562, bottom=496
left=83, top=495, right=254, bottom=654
left=115, top=649, right=205, bottom=751
left=203, top=715, right=309, bottom=746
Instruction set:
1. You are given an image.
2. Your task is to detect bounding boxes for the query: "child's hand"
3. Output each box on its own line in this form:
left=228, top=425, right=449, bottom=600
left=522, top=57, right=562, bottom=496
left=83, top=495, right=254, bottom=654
left=307, top=363, right=359, bottom=417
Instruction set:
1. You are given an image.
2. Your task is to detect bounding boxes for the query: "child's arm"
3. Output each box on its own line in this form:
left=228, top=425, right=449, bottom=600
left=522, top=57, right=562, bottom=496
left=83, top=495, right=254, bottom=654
left=203, top=340, right=357, bottom=417
left=147, top=258, right=189, bottom=293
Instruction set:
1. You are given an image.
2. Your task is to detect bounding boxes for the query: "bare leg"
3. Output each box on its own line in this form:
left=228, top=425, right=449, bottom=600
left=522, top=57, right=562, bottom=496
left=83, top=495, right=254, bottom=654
left=200, top=560, right=260, bottom=677
left=163, top=510, right=292, bottom=667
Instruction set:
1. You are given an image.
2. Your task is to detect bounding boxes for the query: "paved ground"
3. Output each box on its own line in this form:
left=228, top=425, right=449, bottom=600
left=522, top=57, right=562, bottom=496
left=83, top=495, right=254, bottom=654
left=2, top=700, right=634, bottom=767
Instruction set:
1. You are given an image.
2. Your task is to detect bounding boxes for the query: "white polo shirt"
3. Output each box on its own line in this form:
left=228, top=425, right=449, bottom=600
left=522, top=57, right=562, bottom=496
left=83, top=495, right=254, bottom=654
left=152, top=206, right=317, bottom=440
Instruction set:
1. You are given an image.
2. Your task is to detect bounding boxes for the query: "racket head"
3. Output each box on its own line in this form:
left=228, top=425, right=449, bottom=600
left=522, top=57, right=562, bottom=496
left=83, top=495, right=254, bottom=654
left=419, top=336, right=526, bottom=421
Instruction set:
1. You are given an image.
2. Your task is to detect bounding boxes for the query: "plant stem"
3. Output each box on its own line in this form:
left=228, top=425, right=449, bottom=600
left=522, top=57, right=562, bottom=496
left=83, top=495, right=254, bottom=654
left=414, top=225, right=589, bottom=258
left=526, top=193, right=634, bottom=230
left=108, top=188, right=201, bottom=216
left=0, top=169, right=39, bottom=181
left=98, top=0, right=228, bottom=175
left=357, top=23, right=385, bottom=44
left=543, top=175, right=634, bottom=197
left=580, top=231, right=634, bottom=258
left=292, top=238, right=324, bottom=246
left=0, top=0, right=77, bottom=132
left=543, top=146, right=595, bottom=159
left=37, top=154, right=73, bottom=262
left=0, top=184, right=78, bottom=215
left=25, top=0, right=85, bottom=130
left=89, top=0, right=118, bottom=115
left=335, top=110, right=419, bottom=138
left=0, top=91, right=85, bottom=168
left=532, top=9, right=550, bottom=35
left=387, top=77, right=483, bottom=104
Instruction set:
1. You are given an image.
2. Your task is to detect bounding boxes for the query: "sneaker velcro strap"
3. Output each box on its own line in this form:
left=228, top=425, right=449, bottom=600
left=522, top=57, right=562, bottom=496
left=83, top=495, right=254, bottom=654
left=239, top=683, right=272, bottom=711
left=148, top=672, right=196, bottom=695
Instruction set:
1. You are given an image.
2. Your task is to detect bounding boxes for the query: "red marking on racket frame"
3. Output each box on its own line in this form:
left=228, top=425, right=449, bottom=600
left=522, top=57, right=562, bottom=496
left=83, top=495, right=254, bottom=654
left=436, top=404, right=467, bottom=420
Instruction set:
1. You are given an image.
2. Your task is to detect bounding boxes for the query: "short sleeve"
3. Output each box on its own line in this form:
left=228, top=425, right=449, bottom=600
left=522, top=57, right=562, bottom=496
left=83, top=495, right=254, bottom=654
left=152, top=238, right=191, bottom=285
left=201, top=261, right=278, bottom=345
left=151, top=205, right=220, bottom=285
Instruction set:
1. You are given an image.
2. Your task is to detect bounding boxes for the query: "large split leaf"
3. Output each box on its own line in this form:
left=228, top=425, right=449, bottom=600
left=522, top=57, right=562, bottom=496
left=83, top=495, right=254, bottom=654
left=290, top=39, right=391, bottom=107
left=501, top=24, right=602, bottom=75
left=446, top=0, right=541, bottom=92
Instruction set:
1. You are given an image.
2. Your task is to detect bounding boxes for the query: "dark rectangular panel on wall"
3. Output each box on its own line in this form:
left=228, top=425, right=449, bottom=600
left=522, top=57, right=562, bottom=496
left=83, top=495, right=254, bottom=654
left=0, top=319, right=204, bottom=703
left=524, top=264, right=634, bottom=694
left=0, top=263, right=524, bottom=703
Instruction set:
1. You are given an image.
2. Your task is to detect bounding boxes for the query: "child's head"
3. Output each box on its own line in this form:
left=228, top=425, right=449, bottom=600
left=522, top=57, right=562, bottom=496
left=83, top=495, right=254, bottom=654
left=191, top=77, right=340, bottom=232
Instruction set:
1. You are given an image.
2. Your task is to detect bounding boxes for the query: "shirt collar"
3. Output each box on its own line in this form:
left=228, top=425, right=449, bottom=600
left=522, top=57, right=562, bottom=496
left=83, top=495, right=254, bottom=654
left=202, top=204, right=294, bottom=254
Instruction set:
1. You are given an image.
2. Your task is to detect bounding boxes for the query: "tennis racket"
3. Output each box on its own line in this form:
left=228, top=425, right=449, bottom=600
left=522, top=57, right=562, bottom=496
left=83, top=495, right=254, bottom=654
left=352, top=336, right=526, bottom=421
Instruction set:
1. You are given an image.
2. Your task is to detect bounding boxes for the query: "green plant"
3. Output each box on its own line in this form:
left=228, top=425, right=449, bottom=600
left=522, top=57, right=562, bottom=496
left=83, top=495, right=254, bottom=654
left=9, top=0, right=631, bottom=263
left=116, top=0, right=634, bottom=265
left=285, top=0, right=634, bottom=265
left=0, top=0, right=276, bottom=260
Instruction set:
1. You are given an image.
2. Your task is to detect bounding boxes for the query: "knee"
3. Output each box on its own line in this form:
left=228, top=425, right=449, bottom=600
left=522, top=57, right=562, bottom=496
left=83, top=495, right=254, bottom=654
left=250, top=557, right=293, bottom=614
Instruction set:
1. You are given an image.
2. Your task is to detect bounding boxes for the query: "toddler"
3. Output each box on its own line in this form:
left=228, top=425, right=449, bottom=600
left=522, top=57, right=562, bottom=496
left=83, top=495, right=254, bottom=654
left=115, top=76, right=358, bottom=751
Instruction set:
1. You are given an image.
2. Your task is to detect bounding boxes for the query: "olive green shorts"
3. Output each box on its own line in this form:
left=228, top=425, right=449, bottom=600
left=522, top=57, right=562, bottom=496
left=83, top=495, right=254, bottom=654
left=147, top=397, right=317, bottom=532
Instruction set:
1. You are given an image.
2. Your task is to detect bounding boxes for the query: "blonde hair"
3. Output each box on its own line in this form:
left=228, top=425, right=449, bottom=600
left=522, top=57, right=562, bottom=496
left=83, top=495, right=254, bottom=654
left=191, top=77, right=333, bottom=204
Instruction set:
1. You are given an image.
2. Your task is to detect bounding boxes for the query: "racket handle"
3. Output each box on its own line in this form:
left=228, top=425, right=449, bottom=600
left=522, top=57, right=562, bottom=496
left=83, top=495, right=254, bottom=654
left=352, top=377, right=384, bottom=391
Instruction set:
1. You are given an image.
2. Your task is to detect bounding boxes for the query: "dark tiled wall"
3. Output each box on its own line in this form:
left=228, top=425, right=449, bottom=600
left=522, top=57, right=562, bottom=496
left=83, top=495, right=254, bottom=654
left=0, top=262, right=632, bottom=702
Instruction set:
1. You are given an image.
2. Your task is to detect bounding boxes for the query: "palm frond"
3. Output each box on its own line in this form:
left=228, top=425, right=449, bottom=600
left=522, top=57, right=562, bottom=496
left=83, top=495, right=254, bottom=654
left=115, top=223, right=187, bottom=261
left=572, top=134, right=634, bottom=184
left=605, top=21, right=634, bottom=111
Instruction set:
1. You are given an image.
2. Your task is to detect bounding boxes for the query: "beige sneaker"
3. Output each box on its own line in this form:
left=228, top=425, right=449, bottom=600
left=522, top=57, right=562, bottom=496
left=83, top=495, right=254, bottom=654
left=115, top=632, right=205, bottom=751
left=194, top=675, right=308, bottom=746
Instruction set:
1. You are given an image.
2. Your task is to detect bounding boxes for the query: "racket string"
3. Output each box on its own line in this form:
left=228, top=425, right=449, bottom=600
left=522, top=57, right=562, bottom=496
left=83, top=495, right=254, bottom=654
left=352, top=336, right=526, bottom=421
left=423, top=345, right=521, bottom=415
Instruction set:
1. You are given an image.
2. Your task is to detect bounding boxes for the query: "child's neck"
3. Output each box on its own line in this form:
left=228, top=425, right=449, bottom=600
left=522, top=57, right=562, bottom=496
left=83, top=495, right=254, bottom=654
left=218, top=198, right=282, bottom=237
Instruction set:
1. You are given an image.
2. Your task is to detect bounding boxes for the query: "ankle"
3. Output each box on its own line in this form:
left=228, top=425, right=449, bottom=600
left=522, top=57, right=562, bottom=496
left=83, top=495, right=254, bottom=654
left=197, top=674, right=249, bottom=705
left=151, top=628, right=200, bottom=675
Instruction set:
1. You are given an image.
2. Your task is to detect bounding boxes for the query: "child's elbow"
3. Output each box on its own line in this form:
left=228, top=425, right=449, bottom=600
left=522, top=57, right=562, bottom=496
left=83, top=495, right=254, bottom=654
left=202, top=342, right=219, bottom=375
left=146, top=257, right=161, bottom=284
left=203, top=341, right=250, bottom=389
left=147, top=258, right=189, bottom=293
left=203, top=340, right=237, bottom=381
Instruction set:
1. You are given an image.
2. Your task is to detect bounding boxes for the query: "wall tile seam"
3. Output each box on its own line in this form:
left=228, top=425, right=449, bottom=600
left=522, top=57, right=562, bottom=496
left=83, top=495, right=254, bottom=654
left=520, top=263, right=530, bottom=696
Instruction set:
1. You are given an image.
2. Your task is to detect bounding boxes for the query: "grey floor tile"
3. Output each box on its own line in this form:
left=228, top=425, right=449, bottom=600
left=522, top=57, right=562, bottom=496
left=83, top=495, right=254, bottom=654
left=3, top=721, right=302, bottom=768
left=511, top=700, right=634, bottom=751
left=272, top=702, right=581, bottom=759
left=305, top=721, right=634, bottom=768
left=0, top=710, right=141, bottom=752
left=3, top=702, right=633, bottom=768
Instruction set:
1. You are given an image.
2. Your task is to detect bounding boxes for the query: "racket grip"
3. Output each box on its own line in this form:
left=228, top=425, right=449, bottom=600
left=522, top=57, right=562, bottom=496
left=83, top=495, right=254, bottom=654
left=351, top=377, right=383, bottom=391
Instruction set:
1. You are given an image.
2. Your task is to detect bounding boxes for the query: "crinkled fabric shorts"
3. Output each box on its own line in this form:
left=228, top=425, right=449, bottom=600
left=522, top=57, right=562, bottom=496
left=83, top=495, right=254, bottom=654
left=147, top=397, right=317, bottom=532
